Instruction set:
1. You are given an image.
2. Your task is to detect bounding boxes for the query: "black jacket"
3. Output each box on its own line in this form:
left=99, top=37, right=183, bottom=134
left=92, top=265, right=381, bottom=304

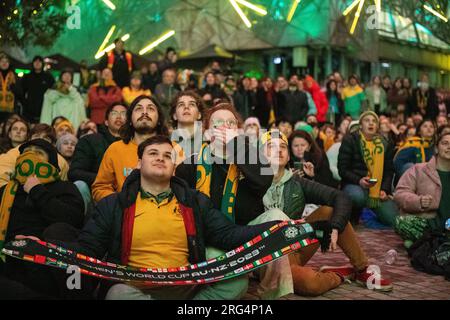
left=175, top=137, right=273, bottom=226
left=255, top=88, right=274, bottom=128
left=99, top=50, right=135, bottom=88
left=291, top=151, right=339, bottom=188
left=275, top=89, right=309, bottom=123
left=233, top=89, right=256, bottom=120
left=410, top=87, right=439, bottom=120
left=198, top=85, right=227, bottom=102
left=282, top=176, right=351, bottom=233
left=20, top=71, right=55, bottom=122
left=1, top=182, right=84, bottom=243
left=68, top=125, right=120, bottom=186
left=75, top=171, right=274, bottom=264
left=338, top=132, right=394, bottom=193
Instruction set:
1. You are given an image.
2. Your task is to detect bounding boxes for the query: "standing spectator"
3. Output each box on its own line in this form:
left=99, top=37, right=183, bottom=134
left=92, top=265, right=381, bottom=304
left=141, top=62, right=160, bottom=93
left=87, top=68, right=123, bottom=125
left=277, top=118, right=293, bottom=139
left=326, top=79, right=344, bottom=124
left=157, top=47, right=177, bottom=73
left=69, top=103, right=126, bottom=187
left=388, top=78, right=408, bottom=123
left=76, top=120, right=98, bottom=139
left=154, top=68, right=180, bottom=120
left=381, top=75, right=392, bottom=93
left=276, top=77, right=310, bottom=124
left=40, top=70, right=86, bottom=130
left=0, top=53, right=18, bottom=121
left=255, top=77, right=275, bottom=128
left=411, top=74, right=439, bottom=120
left=0, top=119, right=30, bottom=154
left=198, top=71, right=227, bottom=107
left=233, top=76, right=256, bottom=120
left=20, top=56, right=55, bottom=123
left=338, top=111, right=398, bottom=226
left=78, top=60, right=96, bottom=94
left=365, top=76, right=388, bottom=114
left=56, top=133, right=78, bottom=165
left=122, top=71, right=151, bottom=106
left=342, top=75, right=366, bottom=120
left=100, top=38, right=135, bottom=88
left=91, top=95, right=168, bottom=202
left=304, top=75, right=328, bottom=123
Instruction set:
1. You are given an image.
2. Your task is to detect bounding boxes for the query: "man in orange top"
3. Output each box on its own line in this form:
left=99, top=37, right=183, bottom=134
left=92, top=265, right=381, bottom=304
left=91, top=95, right=168, bottom=202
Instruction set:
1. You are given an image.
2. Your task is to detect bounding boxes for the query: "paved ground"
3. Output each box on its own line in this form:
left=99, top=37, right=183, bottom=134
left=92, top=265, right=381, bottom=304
left=244, top=226, right=450, bottom=300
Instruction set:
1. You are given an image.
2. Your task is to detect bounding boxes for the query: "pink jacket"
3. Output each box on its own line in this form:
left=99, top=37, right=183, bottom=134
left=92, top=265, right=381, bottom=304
left=394, top=157, right=440, bottom=217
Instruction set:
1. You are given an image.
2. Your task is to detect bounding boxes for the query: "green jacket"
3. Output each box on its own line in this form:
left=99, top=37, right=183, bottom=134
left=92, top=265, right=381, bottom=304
left=263, top=169, right=352, bottom=232
left=365, top=86, right=388, bottom=113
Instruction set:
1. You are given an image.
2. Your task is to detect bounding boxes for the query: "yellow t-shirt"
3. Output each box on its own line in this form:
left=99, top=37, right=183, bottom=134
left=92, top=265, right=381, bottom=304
left=128, top=193, right=189, bottom=268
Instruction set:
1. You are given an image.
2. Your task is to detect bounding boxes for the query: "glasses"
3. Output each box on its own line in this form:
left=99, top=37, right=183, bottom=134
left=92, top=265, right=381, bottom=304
left=211, top=119, right=238, bottom=128
left=110, top=111, right=127, bottom=117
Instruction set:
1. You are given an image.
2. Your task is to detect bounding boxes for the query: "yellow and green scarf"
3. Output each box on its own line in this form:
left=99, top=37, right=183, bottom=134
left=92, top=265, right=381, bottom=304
left=360, top=133, right=384, bottom=209
left=395, top=137, right=433, bottom=163
left=196, top=143, right=239, bottom=222
left=0, top=151, right=60, bottom=256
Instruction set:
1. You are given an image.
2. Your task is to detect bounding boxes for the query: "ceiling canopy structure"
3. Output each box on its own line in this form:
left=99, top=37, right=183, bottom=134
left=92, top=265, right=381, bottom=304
left=11, top=0, right=449, bottom=65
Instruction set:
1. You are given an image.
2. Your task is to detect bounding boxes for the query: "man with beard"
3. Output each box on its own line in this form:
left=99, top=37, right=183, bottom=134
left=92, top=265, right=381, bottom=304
left=91, top=95, right=168, bottom=202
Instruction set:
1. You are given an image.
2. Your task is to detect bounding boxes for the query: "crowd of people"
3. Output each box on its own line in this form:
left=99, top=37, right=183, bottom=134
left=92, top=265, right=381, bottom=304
left=0, top=41, right=449, bottom=300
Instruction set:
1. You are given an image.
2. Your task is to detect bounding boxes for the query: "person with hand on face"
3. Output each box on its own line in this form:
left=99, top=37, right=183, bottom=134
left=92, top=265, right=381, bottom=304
left=338, top=111, right=399, bottom=226
left=261, top=130, right=392, bottom=296
left=40, top=70, right=86, bottom=130
left=169, top=91, right=204, bottom=158
left=0, top=139, right=84, bottom=298
left=92, top=95, right=168, bottom=202
left=395, top=132, right=450, bottom=232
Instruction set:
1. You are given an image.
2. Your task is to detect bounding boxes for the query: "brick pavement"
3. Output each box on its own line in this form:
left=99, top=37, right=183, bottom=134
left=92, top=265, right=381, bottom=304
left=244, top=226, right=450, bottom=300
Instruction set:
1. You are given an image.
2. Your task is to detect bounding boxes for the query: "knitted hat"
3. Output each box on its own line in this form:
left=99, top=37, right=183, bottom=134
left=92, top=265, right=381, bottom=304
left=19, top=139, right=60, bottom=171
left=296, top=124, right=314, bottom=137
left=359, top=111, right=379, bottom=125
left=244, top=117, right=261, bottom=129
left=56, top=134, right=78, bottom=154
left=54, top=120, right=75, bottom=135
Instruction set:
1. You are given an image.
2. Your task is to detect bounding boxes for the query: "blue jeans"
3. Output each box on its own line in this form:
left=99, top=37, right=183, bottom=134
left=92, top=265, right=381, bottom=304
left=343, top=184, right=399, bottom=227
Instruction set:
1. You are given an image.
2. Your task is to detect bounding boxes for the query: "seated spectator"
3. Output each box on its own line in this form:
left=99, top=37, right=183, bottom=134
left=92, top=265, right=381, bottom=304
left=92, top=95, right=168, bottom=202
left=338, top=111, right=398, bottom=226
left=394, top=132, right=450, bottom=232
left=122, top=71, right=151, bottom=106
left=0, top=124, right=70, bottom=187
left=277, top=118, right=293, bottom=139
left=77, top=120, right=98, bottom=139
left=0, top=139, right=84, bottom=297
left=54, top=119, right=76, bottom=140
left=261, top=131, right=392, bottom=295
left=289, top=130, right=338, bottom=188
left=243, top=117, right=261, bottom=146
left=0, top=118, right=30, bottom=154
left=87, top=68, right=123, bottom=125
left=46, top=136, right=276, bottom=300
left=394, top=119, right=436, bottom=178
left=40, top=70, right=87, bottom=130
left=169, top=91, right=204, bottom=157
left=56, top=134, right=78, bottom=165
left=319, top=124, right=336, bottom=152
left=154, top=68, right=180, bottom=119
left=436, top=115, right=448, bottom=129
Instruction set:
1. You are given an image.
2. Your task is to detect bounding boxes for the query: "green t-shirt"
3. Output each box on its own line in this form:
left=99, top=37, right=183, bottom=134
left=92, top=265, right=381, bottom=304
left=437, top=170, right=450, bottom=230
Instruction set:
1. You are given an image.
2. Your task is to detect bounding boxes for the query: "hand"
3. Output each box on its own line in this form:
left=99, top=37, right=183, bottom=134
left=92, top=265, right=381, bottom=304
left=380, top=191, right=388, bottom=201
left=329, top=229, right=338, bottom=252
left=292, top=169, right=305, bottom=178
left=203, top=93, right=212, bottom=101
left=303, top=162, right=315, bottom=178
left=359, top=177, right=376, bottom=189
left=23, top=175, right=41, bottom=194
left=15, top=235, right=41, bottom=241
left=420, top=195, right=433, bottom=209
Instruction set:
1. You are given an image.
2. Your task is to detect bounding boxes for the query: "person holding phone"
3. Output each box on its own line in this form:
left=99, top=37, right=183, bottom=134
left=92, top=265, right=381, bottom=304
left=289, top=130, right=338, bottom=188
left=338, top=111, right=399, bottom=226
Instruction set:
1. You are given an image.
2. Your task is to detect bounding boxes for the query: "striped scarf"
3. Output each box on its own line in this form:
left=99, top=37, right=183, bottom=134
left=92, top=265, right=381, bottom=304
left=196, top=143, right=239, bottom=222
left=360, top=133, right=385, bottom=209
left=396, top=137, right=433, bottom=163
left=0, top=151, right=60, bottom=258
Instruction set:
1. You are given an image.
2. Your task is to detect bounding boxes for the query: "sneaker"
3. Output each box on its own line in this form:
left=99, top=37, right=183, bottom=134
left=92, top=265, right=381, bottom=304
left=354, top=267, right=393, bottom=292
left=319, top=266, right=355, bottom=283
